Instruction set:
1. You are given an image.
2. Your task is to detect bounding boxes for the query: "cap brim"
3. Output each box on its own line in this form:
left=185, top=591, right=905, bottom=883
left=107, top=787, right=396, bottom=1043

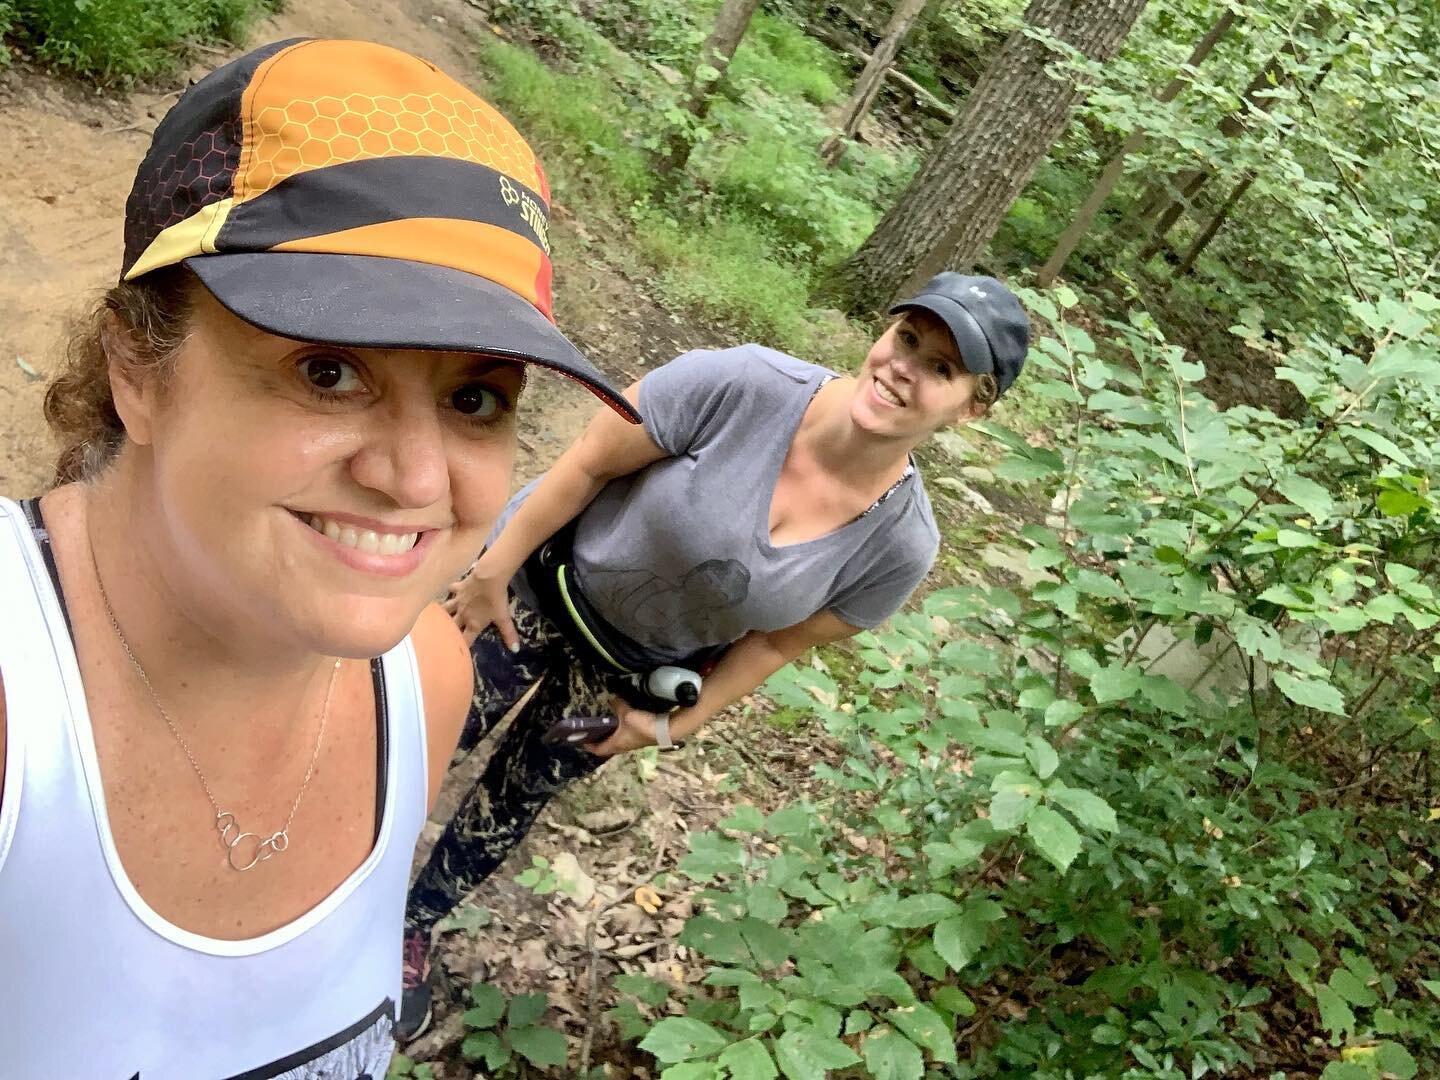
left=889, top=294, right=995, bottom=378
left=186, top=252, right=640, bottom=422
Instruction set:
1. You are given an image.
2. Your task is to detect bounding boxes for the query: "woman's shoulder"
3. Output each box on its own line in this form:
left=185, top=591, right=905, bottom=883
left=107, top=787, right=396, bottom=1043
left=889, top=474, right=943, bottom=559
left=661, top=344, right=831, bottom=389
left=407, top=603, right=473, bottom=808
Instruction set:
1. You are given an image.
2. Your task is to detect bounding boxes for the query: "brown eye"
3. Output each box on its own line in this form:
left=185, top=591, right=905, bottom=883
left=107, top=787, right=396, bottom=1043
left=301, top=355, right=361, bottom=392
left=452, top=383, right=502, bottom=419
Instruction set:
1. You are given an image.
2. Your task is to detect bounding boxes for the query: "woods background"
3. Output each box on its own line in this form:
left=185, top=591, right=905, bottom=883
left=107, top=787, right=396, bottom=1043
left=3, top=1, right=1440, bottom=1077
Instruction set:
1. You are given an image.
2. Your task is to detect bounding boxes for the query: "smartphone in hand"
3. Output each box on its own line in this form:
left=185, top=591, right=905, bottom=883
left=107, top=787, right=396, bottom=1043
left=541, top=714, right=619, bottom=747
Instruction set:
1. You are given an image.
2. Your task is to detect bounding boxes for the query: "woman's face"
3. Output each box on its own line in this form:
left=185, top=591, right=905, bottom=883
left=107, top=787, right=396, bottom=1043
left=116, top=287, right=524, bottom=659
left=852, top=311, right=982, bottom=440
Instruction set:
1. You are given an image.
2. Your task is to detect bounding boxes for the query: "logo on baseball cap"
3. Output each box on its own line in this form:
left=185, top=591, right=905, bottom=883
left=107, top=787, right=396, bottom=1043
left=122, top=37, right=637, bottom=421
left=889, top=273, right=1029, bottom=397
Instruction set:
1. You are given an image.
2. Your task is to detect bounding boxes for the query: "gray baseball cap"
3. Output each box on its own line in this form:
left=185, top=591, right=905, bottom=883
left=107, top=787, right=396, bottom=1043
left=889, top=272, right=1030, bottom=396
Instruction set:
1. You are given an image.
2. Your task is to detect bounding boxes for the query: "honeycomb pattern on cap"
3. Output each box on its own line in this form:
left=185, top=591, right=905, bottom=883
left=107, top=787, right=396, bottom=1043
left=243, top=93, right=544, bottom=198
left=122, top=118, right=243, bottom=271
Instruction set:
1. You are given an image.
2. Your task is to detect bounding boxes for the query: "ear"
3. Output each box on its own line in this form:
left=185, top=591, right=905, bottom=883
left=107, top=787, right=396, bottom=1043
left=101, top=312, right=158, bottom=448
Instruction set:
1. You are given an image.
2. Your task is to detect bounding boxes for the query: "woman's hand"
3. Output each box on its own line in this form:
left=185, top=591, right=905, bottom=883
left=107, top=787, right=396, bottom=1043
left=585, top=695, right=664, bottom=758
left=443, top=556, right=519, bottom=648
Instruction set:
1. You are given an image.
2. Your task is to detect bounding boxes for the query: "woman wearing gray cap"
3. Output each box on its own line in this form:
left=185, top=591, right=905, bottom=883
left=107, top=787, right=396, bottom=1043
left=0, top=38, right=636, bottom=1077
left=404, top=270, right=1030, bottom=1036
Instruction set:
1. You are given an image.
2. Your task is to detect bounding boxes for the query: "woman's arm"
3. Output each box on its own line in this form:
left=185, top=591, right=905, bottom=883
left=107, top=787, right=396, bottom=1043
left=486, top=381, right=663, bottom=577
left=450, top=381, right=669, bottom=647
left=587, top=609, right=862, bottom=757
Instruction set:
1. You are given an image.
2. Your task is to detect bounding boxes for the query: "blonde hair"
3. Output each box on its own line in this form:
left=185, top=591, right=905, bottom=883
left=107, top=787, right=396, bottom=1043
left=43, top=267, right=197, bottom=487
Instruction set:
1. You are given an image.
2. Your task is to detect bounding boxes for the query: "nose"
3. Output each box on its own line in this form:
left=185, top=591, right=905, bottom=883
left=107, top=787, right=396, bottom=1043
left=347, top=394, right=450, bottom=510
left=888, top=349, right=917, bottom=383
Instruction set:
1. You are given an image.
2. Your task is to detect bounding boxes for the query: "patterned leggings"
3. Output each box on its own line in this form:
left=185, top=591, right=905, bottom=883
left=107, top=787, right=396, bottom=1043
left=405, top=601, right=615, bottom=936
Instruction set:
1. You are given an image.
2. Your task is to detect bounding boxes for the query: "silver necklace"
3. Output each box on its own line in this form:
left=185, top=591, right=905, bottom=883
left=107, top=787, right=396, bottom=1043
left=91, top=551, right=340, bottom=872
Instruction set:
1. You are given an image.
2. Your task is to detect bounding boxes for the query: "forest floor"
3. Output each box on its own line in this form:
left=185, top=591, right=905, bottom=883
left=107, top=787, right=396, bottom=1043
left=0, top=3, right=902, bottom=1075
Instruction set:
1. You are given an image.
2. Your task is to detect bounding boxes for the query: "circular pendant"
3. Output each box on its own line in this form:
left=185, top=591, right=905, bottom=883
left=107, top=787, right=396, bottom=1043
left=215, top=811, right=286, bottom=872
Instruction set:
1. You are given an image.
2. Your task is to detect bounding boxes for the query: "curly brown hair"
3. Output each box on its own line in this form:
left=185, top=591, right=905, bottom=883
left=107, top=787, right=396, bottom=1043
left=43, top=267, right=198, bottom=488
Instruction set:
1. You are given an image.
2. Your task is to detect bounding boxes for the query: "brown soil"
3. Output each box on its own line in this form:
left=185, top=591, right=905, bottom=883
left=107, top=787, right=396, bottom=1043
left=0, top=4, right=795, bottom=1075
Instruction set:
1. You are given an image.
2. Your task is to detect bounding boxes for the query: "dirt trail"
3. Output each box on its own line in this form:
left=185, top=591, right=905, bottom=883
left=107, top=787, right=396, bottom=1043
left=0, top=7, right=763, bottom=1069
left=0, top=0, right=711, bottom=496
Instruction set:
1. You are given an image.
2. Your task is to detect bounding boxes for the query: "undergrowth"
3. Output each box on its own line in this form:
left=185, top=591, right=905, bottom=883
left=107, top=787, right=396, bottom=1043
left=471, top=7, right=911, bottom=364
left=2, top=0, right=280, bottom=84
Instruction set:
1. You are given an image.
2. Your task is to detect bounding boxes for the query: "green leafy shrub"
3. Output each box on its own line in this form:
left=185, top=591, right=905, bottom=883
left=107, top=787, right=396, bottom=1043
left=460, top=983, right=569, bottom=1075
left=474, top=36, right=654, bottom=205
left=0, top=3, right=16, bottom=59
left=621, top=281, right=1440, bottom=1077
left=8, top=0, right=279, bottom=83
left=633, top=206, right=814, bottom=350
left=730, top=12, right=842, bottom=105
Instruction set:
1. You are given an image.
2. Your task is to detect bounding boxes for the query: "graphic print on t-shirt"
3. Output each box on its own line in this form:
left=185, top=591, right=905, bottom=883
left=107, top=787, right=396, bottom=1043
left=587, top=559, right=750, bottom=641
left=127, top=999, right=395, bottom=1080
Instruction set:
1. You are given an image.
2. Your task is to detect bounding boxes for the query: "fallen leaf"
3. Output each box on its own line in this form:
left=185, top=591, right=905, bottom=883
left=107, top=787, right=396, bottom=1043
left=550, top=851, right=596, bottom=907
left=635, top=885, right=663, bottom=914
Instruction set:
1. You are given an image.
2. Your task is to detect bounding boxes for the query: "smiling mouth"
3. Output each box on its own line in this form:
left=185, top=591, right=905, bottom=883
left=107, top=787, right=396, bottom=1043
left=874, top=377, right=906, bottom=407
left=298, top=513, right=422, bottom=556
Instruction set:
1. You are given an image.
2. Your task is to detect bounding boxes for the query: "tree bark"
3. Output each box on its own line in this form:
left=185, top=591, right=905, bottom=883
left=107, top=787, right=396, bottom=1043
left=822, top=0, right=1151, bottom=313
left=1035, top=8, right=1237, bottom=286
left=820, top=0, right=932, bottom=166
left=656, top=0, right=763, bottom=177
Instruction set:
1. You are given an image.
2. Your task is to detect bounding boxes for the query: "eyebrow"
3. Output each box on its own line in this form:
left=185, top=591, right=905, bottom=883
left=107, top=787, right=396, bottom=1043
left=457, top=355, right=528, bottom=378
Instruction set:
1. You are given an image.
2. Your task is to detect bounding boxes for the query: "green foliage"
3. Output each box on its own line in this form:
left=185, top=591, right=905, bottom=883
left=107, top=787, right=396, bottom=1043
left=621, top=277, right=1440, bottom=1076
left=0, top=3, right=15, bottom=63
left=384, top=1054, right=436, bottom=1080
left=460, top=983, right=569, bottom=1074
left=474, top=9, right=899, bottom=358
left=5, top=0, right=279, bottom=83
left=729, top=13, right=842, bottom=105
left=474, top=36, right=654, bottom=205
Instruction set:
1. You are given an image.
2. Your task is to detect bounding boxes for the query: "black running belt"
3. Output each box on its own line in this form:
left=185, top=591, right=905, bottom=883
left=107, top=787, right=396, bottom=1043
left=17, top=497, right=389, bottom=844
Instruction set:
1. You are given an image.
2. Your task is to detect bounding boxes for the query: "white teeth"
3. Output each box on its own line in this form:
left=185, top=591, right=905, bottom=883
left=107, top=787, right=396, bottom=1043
left=304, top=514, right=421, bottom=556
left=875, top=380, right=904, bottom=407
left=377, top=532, right=411, bottom=556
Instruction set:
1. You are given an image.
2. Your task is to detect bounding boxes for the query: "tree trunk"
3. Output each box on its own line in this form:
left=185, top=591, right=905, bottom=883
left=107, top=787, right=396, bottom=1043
left=820, top=0, right=931, bottom=166
left=808, top=20, right=956, bottom=123
left=822, top=0, right=1150, bottom=313
left=1137, top=167, right=1210, bottom=260
left=1174, top=169, right=1257, bottom=275
left=1142, top=30, right=1339, bottom=263
left=1129, top=5, right=1335, bottom=242
left=1035, top=8, right=1237, bottom=286
left=657, top=0, right=763, bottom=176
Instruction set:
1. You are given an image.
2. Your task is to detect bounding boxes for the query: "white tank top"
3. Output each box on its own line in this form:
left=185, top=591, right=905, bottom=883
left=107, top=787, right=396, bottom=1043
left=0, top=496, right=428, bottom=1079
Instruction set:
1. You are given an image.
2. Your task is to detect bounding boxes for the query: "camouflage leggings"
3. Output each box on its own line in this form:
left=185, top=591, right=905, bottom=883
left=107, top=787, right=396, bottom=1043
left=405, top=600, right=616, bottom=935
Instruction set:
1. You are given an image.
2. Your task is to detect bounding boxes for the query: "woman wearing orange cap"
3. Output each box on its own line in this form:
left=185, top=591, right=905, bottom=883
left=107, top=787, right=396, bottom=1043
left=0, top=38, right=634, bottom=1077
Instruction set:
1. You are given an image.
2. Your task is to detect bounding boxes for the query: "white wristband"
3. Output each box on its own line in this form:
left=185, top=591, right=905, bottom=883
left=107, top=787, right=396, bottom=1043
left=653, top=713, right=676, bottom=750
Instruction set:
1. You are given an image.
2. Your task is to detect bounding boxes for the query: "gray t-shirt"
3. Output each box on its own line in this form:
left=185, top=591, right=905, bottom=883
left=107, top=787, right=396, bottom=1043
left=500, top=345, right=940, bottom=661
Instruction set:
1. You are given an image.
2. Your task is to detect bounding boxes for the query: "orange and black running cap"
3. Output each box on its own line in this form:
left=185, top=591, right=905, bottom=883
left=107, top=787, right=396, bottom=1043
left=121, top=38, right=638, bottom=422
